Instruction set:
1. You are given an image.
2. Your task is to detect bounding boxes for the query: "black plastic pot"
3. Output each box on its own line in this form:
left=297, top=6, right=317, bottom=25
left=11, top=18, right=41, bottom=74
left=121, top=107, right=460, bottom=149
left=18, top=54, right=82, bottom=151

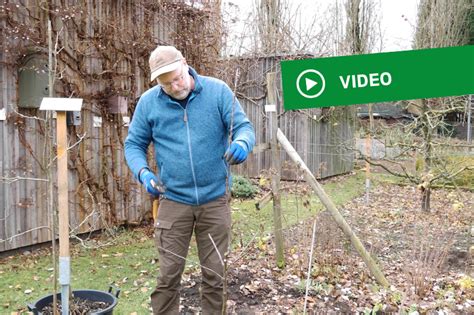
left=27, top=286, right=120, bottom=315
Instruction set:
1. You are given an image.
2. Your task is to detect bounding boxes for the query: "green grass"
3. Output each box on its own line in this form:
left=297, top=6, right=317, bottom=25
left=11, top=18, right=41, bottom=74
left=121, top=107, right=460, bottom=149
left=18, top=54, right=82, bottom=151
left=371, top=172, right=411, bottom=186
left=367, top=156, right=474, bottom=190
left=232, top=171, right=366, bottom=245
left=435, top=155, right=474, bottom=189
left=1, top=229, right=159, bottom=314
left=0, top=171, right=366, bottom=314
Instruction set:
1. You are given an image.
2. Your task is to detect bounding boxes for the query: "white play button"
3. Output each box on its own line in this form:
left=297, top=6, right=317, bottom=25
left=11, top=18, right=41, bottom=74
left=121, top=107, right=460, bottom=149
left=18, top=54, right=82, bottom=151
left=305, top=78, right=318, bottom=90
left=296, top=69, right=326, bottom=99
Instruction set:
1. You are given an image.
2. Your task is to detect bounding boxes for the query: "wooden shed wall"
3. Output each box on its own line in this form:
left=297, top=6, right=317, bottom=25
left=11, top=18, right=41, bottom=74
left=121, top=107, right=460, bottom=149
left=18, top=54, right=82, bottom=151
left=0, top=0, right=218, bottom=252
left=224, top=56, right=356, bottom=180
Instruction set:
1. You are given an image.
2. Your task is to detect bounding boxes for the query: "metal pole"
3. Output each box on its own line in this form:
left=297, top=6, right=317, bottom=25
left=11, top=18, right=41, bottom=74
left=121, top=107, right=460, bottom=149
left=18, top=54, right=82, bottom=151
left=303, top=219, right=317, bottom=314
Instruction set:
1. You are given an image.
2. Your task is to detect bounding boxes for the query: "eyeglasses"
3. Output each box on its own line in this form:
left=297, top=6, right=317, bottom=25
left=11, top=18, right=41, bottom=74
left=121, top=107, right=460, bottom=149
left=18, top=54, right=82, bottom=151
left=158, top=64, right=185, bottom=90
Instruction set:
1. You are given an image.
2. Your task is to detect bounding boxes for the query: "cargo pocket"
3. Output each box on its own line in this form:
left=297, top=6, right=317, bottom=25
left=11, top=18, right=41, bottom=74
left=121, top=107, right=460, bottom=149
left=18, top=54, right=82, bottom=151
left=153, top=219, right=173, bottom=250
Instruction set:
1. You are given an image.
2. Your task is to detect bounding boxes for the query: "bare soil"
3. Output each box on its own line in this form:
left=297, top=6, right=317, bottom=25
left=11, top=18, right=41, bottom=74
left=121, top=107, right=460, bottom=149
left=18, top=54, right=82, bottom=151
left=180, top=182, right=473, bottom=314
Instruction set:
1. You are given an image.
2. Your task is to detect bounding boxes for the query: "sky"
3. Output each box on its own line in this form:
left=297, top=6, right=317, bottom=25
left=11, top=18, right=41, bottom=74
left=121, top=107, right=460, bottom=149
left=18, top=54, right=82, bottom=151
left=222, top=0, right=420, bottom=54
left=379, top=0, right=419, bottom=51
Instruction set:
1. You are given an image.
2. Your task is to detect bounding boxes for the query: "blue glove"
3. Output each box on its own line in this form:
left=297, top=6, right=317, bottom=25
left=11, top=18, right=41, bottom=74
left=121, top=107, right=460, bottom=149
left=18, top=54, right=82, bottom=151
left=139, top=169, right=161, bottom=197
left=224, top=142, right=248, bottom=165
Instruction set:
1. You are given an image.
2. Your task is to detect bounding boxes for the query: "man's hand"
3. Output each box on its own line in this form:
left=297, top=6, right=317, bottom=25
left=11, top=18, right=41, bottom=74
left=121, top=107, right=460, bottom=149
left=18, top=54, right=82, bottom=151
left=224, top=142, right=248, bottom=165
left=139, top=169, right=161, bottom=197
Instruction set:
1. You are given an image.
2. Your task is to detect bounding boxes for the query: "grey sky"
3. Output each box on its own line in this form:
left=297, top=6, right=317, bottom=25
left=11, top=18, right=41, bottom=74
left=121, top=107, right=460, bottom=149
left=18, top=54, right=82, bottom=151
left=379, top=0, right=419, bottom=51
left=223, top=0, right=419, bottom=54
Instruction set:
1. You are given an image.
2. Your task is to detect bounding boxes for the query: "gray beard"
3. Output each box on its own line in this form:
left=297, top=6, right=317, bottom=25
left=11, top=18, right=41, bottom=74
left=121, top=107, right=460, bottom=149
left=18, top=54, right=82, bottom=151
left=172, top=89, right=191, bottom=100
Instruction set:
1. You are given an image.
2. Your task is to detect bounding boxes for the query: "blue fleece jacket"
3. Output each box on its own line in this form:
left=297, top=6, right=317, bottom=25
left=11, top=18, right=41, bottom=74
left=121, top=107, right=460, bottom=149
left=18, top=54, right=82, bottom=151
left=124, top=67, right=255, bottom=205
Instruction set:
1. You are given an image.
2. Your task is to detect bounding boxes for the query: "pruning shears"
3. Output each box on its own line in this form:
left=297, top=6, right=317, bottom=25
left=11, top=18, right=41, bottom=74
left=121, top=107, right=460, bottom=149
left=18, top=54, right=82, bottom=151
left=150, top=179, right=165, bottom=224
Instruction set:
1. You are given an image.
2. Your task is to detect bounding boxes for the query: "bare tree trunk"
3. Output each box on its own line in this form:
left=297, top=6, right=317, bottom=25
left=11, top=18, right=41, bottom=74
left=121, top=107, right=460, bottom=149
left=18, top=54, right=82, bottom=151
left=345, top=0, right=375, bottom=204
left=267, top=72, right=285, bottom=268
left=346, top=0, right=363, bottom=53
left=421, top=188, right=431, bottom=212
left=257, top=0, right=281, bottom=54
left=421, top=99, right=432, bottom=212
left=47, top=20, right=59, bottom=315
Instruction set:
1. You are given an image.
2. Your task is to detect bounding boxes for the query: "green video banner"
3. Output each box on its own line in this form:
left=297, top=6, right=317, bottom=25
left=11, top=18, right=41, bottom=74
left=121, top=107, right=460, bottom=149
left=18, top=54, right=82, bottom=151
left=280, top=46, right=474, bottom=109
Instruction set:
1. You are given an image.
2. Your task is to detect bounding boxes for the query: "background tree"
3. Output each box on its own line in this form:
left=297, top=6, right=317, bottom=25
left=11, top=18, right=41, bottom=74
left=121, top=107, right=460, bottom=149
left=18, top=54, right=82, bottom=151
left=345, top=0, right=380, bottom=203
left=412, top=0, right=471, bottom=211
left=345, top=0, right=380, bottom=54
left=365, top=0, right=472, bottom=212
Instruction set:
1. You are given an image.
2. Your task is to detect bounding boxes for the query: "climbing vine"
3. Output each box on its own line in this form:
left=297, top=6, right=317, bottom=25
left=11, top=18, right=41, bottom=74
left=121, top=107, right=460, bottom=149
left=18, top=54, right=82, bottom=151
left=1, top=0, right=222, bottom=228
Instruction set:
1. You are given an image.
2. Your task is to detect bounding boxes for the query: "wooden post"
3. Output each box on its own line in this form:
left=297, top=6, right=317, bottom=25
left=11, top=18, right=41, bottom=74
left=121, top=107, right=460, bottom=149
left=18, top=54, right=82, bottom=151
left=40, top=97, right=83, bottom=315
left=55, top=110, right=71, bottom=315
left=365, top=104, right=373, bottom=204
left=266, top=72, right=285, bottom=268
left=57, top=112, right=69, bottom=258
left=277, top=128, right=389, bottom=287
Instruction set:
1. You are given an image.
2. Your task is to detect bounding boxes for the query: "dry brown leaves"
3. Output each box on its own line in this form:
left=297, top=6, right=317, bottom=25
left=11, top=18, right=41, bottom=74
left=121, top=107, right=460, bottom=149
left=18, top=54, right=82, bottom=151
left=180, top=183, right=473, bottom=313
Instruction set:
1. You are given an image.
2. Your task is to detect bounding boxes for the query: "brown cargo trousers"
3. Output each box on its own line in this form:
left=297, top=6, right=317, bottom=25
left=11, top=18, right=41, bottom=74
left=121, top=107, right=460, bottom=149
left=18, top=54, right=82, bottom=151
left=151, top=195, right=231, bottom=314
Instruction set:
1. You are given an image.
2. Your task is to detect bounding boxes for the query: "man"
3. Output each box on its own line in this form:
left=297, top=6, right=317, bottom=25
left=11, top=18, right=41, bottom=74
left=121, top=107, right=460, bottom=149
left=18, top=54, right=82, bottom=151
left=124, top=45, right=255, bottom=314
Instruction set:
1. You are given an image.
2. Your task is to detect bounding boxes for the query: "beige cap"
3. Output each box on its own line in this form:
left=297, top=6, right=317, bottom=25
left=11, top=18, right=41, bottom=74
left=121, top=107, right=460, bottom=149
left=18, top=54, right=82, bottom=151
left=149, top=46, right=183, bottom=82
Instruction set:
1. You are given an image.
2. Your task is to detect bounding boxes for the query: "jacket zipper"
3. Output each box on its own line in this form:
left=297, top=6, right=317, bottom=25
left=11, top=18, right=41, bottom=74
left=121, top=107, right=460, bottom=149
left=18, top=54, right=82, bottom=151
left=180, top=106, right=200, bottom=205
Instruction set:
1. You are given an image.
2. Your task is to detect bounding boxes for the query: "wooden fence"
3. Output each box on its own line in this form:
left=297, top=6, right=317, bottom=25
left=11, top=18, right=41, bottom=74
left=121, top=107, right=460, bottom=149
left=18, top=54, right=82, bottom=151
left=0, top=0, right=221, bottom=252
left=220, top=56, right=355, bottom=180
